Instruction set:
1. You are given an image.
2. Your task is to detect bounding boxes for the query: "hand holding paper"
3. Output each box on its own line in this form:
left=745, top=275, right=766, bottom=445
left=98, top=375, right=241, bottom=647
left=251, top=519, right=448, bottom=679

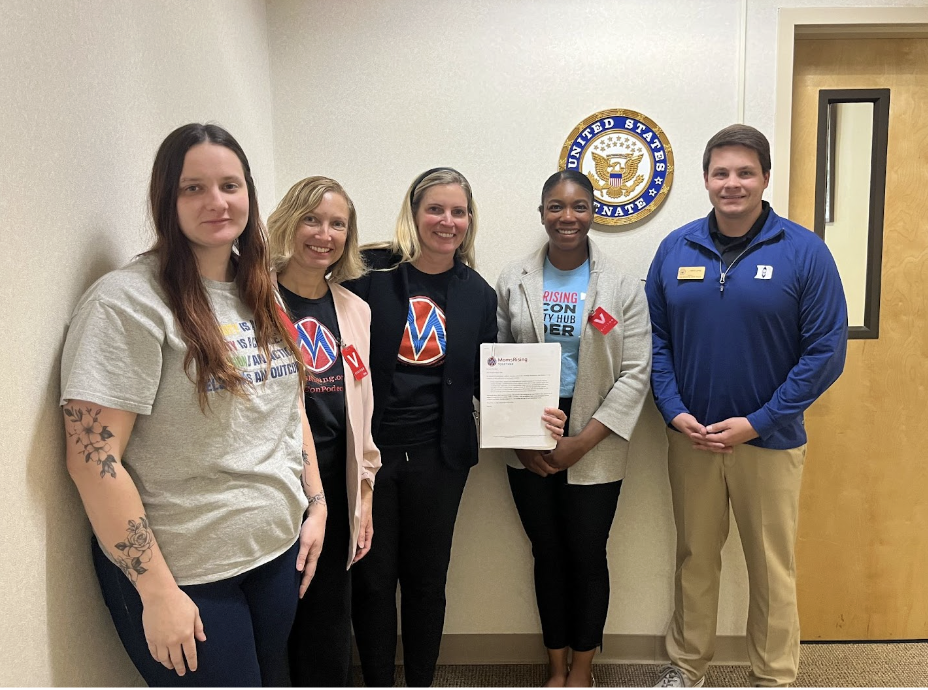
left=479, top=343, right=561, bottom=450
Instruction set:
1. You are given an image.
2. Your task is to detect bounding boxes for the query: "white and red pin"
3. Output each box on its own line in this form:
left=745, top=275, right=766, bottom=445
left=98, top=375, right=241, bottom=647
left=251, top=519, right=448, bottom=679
left=589, top=306, right=618, bottom=335
left=341, top=344, right=368, bottom=381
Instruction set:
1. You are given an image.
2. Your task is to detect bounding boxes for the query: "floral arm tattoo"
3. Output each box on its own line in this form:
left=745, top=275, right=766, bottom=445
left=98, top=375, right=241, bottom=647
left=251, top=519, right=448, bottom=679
left=64, top=405, right=119, bottom=478
left=302, top=449, right=326, bottom=510
left=111, top=515, right=155, bottom=586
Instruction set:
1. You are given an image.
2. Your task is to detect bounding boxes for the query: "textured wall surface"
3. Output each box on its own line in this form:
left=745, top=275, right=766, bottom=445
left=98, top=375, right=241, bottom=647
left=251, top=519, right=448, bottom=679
left=267, top=0, right=745, bottom=638
left=2, top=0, right=923, bottom=683
left=0, top=1, right=274, bottom=684
left=266, top=0, right=925, bottom=639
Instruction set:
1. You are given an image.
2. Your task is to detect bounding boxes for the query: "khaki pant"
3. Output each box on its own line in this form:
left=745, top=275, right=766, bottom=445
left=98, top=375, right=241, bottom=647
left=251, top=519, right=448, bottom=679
left=665, top=430, right=806, bottom=687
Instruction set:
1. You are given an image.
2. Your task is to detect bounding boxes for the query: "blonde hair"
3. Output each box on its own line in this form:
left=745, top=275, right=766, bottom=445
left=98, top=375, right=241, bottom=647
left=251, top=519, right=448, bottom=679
left=364, top=168, right=478, bottom=268
left=267, top=176, right=366, bottom=284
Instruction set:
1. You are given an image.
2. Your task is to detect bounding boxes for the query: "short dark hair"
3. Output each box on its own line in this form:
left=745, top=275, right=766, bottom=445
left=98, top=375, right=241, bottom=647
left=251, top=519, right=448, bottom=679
left=702, top=124, right=771, bottom=174
left=540, top=169, right=595, bottom=209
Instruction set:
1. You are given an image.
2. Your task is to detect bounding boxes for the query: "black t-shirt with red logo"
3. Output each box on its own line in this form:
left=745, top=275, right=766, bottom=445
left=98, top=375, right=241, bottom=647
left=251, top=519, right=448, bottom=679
left=278, top=284, right=346, bottom=465
left=378, top=264, right=452, bottom=448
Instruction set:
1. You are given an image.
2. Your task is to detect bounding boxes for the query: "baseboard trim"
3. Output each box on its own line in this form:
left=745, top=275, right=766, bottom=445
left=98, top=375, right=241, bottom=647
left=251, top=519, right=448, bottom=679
left=354, top=634, right=750, bottom=666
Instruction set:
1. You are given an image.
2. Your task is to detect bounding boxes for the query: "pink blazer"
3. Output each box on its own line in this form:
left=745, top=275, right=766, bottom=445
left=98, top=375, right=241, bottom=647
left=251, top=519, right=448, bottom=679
left=274, top=274, right=382, bottom=568
left=329, top=282, right=381, bottom=567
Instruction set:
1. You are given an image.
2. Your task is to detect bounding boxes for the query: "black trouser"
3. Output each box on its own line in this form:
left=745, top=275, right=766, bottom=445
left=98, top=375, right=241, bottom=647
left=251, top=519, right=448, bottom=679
left=289, top=441, right=352, bottom=687
left=351, top=441, right=469, bottom=687
left=507, top=460, right=622, bottom=652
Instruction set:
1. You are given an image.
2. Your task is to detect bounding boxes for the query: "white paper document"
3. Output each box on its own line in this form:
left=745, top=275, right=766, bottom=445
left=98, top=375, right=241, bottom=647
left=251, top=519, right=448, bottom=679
left=479, top=343, right=561, bottom=450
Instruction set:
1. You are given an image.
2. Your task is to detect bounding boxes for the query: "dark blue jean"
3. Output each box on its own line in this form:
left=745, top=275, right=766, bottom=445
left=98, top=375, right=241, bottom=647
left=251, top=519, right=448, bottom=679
left=93, top=537, right=300, bottom=687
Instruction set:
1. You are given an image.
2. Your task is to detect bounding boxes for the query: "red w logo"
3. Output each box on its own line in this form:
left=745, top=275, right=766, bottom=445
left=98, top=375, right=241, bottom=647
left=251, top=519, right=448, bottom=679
left=295, top=317, right=339, bottom=373
left=398, top=296, right=447, bottom=365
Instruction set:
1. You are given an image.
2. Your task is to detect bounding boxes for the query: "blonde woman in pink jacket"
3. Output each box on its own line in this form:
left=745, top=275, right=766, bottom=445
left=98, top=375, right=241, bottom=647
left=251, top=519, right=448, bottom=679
left=268, top=176, right=381, bottom=686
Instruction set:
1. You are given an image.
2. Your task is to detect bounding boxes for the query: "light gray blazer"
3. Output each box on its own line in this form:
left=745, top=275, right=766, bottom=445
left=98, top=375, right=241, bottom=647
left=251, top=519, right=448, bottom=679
left=495, top=239, right=652, bottom=485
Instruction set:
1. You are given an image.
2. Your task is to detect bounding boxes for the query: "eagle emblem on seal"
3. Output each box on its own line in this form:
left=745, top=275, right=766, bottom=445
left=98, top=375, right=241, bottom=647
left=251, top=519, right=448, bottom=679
left=559, top=109, right=674, bottom=226
left=588, top=152, right=645, bottom=199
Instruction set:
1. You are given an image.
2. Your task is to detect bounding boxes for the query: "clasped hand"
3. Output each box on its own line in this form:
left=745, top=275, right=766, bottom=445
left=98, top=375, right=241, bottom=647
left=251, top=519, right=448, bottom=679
left=671, top=413, right=758, bottom=453
left=515, top=406, right=571, bottom=476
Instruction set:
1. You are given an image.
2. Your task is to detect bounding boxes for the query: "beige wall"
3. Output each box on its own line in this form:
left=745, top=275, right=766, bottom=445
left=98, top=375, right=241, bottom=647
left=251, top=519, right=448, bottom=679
left=0, top=1, right=275, bottom=685
left=266, top=0, right=924, bottom=652
left=3, top=0, right=924, bottom=684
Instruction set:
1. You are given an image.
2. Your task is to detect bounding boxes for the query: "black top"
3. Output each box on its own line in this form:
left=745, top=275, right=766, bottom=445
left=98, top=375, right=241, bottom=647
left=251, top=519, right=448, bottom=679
left=378, top=264, right=453, bottom=448
left=709, top=201, right=771, bottom=269
left=343, top=249, right=498, bottom=469
left=279, top=284, right=346, bottom=468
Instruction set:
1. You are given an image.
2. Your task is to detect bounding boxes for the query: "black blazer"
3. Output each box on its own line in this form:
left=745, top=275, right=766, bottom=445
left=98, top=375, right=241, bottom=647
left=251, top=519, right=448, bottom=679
left=343, top=248, right=498, bottom=469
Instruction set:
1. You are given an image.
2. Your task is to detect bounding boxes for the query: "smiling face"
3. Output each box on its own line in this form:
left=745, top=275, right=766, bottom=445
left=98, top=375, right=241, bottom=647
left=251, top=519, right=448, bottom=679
left=175, top=142, right=249, bottom=256
left=541, top=179, right=593, bottom=255
left=288, top=191, right=350, bottom=276
left=414, top=183, right=470, bottom=268
left=704, top=144, right=770, bottom=230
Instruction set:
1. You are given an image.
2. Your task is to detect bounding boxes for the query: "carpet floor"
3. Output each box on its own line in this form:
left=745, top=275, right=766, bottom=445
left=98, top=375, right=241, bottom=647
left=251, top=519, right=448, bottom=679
left=353, top=641, right=928, bottom=687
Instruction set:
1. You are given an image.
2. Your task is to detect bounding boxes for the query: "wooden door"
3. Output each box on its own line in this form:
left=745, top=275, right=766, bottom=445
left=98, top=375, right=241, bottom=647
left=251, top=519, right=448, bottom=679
left=789, top=37, right=928, bottom=640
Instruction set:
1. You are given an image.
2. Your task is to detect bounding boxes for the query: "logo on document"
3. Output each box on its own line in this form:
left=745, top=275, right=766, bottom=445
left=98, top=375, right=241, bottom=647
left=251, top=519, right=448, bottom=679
left=487, top=356, right=497, bottom=367
left=559, top=109, right=674, bottom=226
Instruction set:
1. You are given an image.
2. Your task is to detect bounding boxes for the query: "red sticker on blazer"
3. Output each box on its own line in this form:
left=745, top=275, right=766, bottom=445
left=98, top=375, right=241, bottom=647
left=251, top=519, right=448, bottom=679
left=341, top=344, right=369, bottom=380
left=589, top=306, right=618, bottom=335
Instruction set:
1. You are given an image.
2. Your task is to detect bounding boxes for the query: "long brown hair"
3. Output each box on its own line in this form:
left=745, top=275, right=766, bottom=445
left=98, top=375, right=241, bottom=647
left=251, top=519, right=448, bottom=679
left=148, top=123, right=304, bottom=409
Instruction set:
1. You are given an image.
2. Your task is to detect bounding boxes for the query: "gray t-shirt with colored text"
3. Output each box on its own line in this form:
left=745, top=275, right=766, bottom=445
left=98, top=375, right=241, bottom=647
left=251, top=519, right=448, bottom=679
left=60, top=255, right=307, bottom=585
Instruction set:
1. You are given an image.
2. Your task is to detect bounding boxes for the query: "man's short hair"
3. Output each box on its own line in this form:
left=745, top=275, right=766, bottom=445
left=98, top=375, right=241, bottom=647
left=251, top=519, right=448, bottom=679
left=702, top=124, right=771, bottom=174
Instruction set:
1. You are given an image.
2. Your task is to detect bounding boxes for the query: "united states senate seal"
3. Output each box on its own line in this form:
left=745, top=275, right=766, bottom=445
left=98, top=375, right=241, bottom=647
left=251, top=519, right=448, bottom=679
left=559, top=109, right=674, bottom=226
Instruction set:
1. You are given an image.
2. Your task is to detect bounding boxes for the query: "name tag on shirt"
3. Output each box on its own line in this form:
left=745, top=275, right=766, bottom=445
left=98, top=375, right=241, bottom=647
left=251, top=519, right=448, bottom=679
left=341, top=344, right=369, bottom=380
left=677, top=266, right=706, bottom=280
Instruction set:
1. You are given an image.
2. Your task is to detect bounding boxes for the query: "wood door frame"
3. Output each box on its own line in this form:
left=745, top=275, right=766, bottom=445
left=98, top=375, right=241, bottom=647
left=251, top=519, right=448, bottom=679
left=771, top=6, right=928, bottom=212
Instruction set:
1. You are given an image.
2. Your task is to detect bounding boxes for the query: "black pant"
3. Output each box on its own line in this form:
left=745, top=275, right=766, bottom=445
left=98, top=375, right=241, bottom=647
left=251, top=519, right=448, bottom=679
left=351, top=442, right=469, bottom=687
left=507, top=465, right=622, bottom=652
left=289, top=442, right=352, bottom=687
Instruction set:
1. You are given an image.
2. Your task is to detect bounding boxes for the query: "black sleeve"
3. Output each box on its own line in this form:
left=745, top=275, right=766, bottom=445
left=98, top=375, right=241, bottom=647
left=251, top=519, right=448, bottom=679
left=341, top=250, right=375, bottom=301
left=473, top=284, right=498, bottom=401
left=342, top=272, right=371, bottom=301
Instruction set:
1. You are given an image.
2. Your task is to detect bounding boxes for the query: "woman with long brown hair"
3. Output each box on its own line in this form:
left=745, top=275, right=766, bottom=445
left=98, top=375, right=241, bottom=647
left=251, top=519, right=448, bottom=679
left=60, top=123, right=326, bottom=686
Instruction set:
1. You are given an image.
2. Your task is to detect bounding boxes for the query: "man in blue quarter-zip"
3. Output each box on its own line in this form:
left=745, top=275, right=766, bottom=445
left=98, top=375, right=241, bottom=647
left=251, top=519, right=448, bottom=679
left=646, top=125, right=848, bottom=688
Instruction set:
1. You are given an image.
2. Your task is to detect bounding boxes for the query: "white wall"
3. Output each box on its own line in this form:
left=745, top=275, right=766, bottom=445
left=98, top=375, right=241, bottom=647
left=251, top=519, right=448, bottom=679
left=267, top=0, right=752, bottom=639
left=4, top=0, right=925, bottom=683
left=0, top=1, right=275, bottom=685
left=266, top=0, right=927, bottom=644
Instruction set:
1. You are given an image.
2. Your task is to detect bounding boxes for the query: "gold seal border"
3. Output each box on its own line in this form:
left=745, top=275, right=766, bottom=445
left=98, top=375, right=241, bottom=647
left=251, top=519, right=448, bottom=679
left=558, top=108, right=675, bottom=227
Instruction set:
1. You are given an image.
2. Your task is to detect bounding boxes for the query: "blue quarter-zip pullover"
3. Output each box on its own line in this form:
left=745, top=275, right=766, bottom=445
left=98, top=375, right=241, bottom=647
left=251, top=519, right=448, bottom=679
left=645, top=207, right=848, bottom=450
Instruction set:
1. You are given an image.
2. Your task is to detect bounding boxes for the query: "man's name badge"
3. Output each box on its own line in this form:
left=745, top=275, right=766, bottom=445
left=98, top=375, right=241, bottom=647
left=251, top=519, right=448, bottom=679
left=341, top=344, right=369, bottom=380
left=589, top=306, right=618, bottom=335
left=677, top=266, right=706, bottom=280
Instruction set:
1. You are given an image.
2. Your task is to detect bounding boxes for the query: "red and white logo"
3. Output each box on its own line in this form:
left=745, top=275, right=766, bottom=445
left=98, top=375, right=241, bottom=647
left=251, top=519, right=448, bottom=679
left=295, top=317, right=339, bottom=373
left=589, top=306, right=618, bottom=335
left=398, top=296, right=447, bottom=365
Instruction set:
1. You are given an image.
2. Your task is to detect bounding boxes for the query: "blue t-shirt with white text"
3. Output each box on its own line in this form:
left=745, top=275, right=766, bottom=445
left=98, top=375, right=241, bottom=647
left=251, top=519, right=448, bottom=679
left=543, top=257, right=590, bottom=397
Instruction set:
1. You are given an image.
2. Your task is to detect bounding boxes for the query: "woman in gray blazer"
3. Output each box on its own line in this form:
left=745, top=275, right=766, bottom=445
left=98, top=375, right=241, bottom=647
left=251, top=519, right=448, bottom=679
left=495, top=170, right=652, bottom=687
